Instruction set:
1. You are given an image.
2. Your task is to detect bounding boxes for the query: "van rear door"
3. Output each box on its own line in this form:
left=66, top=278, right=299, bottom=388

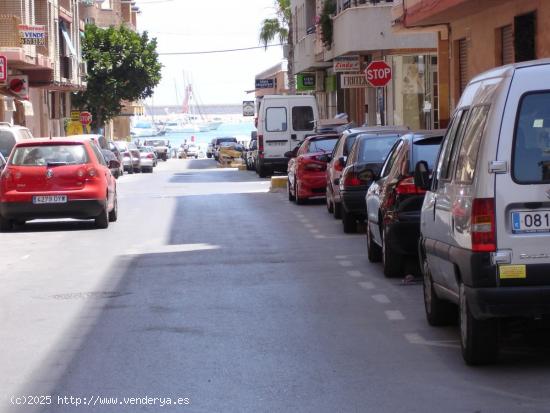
left=495, top=64, right=550, bottom=269
left=289, top=103, right=316, bottom=152
left=264, top=103, right=290, bottom=159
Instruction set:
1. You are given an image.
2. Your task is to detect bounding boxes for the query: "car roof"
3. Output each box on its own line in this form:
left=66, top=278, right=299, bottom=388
left=0, top=123, right=31, bottom=131
left=356, top=130, right=407, bottom=139
left=13, top=137, right=92, bottom=147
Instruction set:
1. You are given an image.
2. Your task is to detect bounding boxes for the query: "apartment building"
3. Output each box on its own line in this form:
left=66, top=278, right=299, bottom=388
left=80, top=0, right=142, bottom=139
left=392, top=0, right=550, bottom=120
left=0, top=0, right=86, bottom=137
left=292, top=0, right=437, bottom=129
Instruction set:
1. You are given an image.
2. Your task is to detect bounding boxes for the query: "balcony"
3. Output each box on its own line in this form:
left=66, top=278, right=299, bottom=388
left=336, top=0, right=393, bottom=14
left=295, top=31, right=332, bottom=73
left=329, top=2, right=436, bottom=58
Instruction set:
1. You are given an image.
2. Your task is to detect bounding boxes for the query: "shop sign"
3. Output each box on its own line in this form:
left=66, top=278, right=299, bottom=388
left=0, top=56, right=6, bottom=84
left=255, top=79, right=275, bottom=89
left=18, top=25, right=47, bottom=46
left=341, top=74, right=369, bottom=89
left=365, top=60, right=392, bottom=88
left=296, top=73, right=315, bottom=91
left=70, top=111, right=81, bottom=121
left=333, top=55, right=360, bottom=73
left=242, top=101, right=255, bottom=117
left=7, top=75, right=29, bottom=99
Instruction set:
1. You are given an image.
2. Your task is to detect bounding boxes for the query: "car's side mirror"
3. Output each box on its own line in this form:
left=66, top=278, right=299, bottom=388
left=109, top=159, right=121, bottom=169
left=284, top=151, right=294, bottom=158
left=414, top=160, right=431, bottom=190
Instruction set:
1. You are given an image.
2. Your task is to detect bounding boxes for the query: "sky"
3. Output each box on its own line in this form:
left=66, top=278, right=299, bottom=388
left=136, top=0, right=285, bottom=106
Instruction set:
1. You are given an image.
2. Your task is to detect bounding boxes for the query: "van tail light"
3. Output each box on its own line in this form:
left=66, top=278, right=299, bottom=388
left=395, top=176, right=425, bottom=195
left=471, top=198, right=496, bottom=252
left=258, top=135, right=264, bottom=159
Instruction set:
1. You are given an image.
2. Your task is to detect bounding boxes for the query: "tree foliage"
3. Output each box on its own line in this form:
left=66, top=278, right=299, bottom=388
left=259, top=0, right=295, bottom=93
left=74, top=25, right=162, bottom=130
left=320, top=0, right=336, bottom=49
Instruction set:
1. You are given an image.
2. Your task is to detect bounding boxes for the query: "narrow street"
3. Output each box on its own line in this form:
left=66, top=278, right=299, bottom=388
left=2, top=159, right=550, bottom=413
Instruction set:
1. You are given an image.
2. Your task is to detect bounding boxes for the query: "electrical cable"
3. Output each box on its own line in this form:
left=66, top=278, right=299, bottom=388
left=158, top=43, right=283, bottom=55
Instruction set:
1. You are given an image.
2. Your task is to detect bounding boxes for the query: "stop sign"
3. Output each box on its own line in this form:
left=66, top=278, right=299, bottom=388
left=80, top=111, right=92, bottom=125
left=365, top=60, right=392, bottom=87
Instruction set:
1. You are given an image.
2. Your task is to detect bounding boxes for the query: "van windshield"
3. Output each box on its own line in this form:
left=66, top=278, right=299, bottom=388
left=0, top=131, right=16, bottom=158
left=513, top=92, right=550, bottom=183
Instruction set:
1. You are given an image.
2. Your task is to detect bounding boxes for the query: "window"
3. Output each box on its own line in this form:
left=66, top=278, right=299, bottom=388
left=515, top=12, right=536, bottom=63
left=454, top=106, right=490, bottom=184
left=0, top=132, right=16, bottom=158
left=436, top=109, right=469, bottom=183
left=266, top=107, right=287, bottom=132
left=458, top=39, right=469, bottom=95
left=358, top=135, right=400, bottom=163
left=11, top=145, right=89, bottom=166
left=308, top=137, right=338, bottom=153
left=381, top=140, right=403, bottom=178
left=292, top=106, right=314, bottom=131
left=412, top=136, right=444, bottom=171
left=513, top=92, right=550, bottom=183
left=497, top=25, right=514, bottom=65
left=90, top=143, right=107, bottom=166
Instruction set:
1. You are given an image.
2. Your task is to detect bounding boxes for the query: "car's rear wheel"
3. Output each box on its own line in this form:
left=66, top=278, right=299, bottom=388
left=366, top=222, right=382, bottom=262
left=342, top=209, right=356, bottom=233
left=382, top=227, right=402, bottom=278
left=459, top=282, right=499, bottom=365
left=108, top=196, right=118, bottom=222
left=288, top=179, right=295, bottom=201
left=423, top=257, right=457, bottom=326
left=333, top=201, right=342, bottom=219
left=95, top=202, right=110, bottom=229
left=0, top=215, right=13, bottom=232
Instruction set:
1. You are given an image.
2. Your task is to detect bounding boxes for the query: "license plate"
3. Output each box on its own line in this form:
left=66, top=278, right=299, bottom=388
left=33, top=195, right=68, bottom=204
left=512, top=210, right=550, bottom=233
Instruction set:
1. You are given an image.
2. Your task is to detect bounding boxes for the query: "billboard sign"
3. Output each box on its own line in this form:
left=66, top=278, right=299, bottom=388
left=18, top=25, right=47, bottom=46
left=333, top=55, right=360, bottom=73
left=341, top=74, right=369, bottom=89
left=255, top=78, right=275, bottom=89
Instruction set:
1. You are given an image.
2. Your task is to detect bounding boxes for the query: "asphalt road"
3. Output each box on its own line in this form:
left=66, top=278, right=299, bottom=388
left=2, top=159, right=550, bottom=413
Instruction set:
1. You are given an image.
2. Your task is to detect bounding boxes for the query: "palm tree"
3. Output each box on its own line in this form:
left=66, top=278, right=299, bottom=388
left=259, top=0, right=296, bottom=93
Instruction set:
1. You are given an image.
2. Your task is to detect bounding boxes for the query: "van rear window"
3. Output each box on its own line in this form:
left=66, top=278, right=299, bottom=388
left=292, top=106, right=314, bottom=131
left=0, top=131, right=16, bottom=158
left=513, top=92, right=550, bottom=183
left=10, top=145, right=89, bottom=166
left=266, top=107, right=287, bottom=132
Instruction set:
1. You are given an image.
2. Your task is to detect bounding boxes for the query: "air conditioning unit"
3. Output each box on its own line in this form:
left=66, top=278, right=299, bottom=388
left=79, top=61, right=88, bottom=79
left=84, top=17, right=95, bottom=25
left=316, top=71, right=325, bottom=92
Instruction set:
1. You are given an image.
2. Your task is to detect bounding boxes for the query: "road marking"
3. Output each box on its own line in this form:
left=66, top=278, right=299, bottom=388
left=335, top=255, right=348, bottom=259
left=304, top=223, right=314, bottom=228
left=404, top=333, right=460, bottom=349
left=314, top=235, right=327, bottom=239
left=372, top=294, right=390, bottom=304
left=359, top=281, right=375, bottom=290
left=347, top=270, right=363, bottom=278
left=338, top=260, right=352, bottom=267
left=385, top=310, right=405, bottom=321
left=21, top=255, right=30, bottom=260
left=309, top=229, right=320, bottom=234
left=125, top=243, right=220, bottom=255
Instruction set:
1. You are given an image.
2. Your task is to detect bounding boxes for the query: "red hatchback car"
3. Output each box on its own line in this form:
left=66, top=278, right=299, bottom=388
left=286, top=134, right=339, bottom=204
left=0, top=137, right=119, bottom=231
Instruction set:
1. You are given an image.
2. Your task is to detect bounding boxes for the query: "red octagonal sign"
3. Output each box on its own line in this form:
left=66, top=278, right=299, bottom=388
left=365, top=60, right=392, bottom=88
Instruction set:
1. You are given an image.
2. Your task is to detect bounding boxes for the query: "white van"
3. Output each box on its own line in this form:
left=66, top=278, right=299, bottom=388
left=415, top=59, right=550, bottom=365
left=256, top=95, right=319, bottom=177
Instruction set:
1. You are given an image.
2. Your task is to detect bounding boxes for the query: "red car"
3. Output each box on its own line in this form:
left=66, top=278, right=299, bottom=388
left=286, top=134, right=339, bottom=204
left=0, top=137, right=119, bottom=231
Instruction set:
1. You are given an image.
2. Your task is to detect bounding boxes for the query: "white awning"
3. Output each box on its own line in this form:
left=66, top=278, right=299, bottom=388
left=60, top=21, right=77, bottom=57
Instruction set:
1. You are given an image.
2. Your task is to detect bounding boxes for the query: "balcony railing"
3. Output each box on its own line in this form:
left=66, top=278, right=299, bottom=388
left=338, top=0, right=393, bottom=14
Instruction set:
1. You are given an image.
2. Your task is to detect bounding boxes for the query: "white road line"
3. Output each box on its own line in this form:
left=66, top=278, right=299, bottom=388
left=309, top=229, right=320, bottom=234
left=335, top=255, right=348, bottom=259
left=347, top=270, right=363, bottom=278
left=371, top=294, right=391, bottom=304
left=385, top=310, right=405, bottom=321
left=338, top=260, right=352, bottom=267
left=21, top=255, right=30, bottom=260
left=359, top=281, right=375, bottom=290
left=314, top=235, right=327, bottom=239
left=304, top=224, right=314, bottom=228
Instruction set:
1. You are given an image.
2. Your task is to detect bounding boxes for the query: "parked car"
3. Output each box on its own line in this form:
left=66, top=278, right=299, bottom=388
left=108, top=142, right=125, bottom=177
left=113, top=141, right=141, bottom=173
left=0, top=123, right=33, bottom=159
left=365, top=130, right=444, bottom=278
left=0, top=137, right=118, bottom=230
left=414, top=60, right=550, bottom=365
left=255, top=94, right=319, bottom=177
left=101, top=149, right=122, bottom=179
left=212, top=137, right=238, bottom=160
left=326, top=126, right=409, bottom=219
left=287, top=134, right=339, bottom=204
left=143, top=139, right=170, bottom=161
left=185, top=144, right=199, bottom=159
left=0, top=152, right=5, bottom=171
left=138, top=146, right=156, bottom=173
left=206, top=139, right=215, bottom=158
left=339, top=131, right=404, bottom=233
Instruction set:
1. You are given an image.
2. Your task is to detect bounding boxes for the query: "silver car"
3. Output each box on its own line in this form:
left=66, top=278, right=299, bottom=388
left=138, top=146, right=156, bottom=173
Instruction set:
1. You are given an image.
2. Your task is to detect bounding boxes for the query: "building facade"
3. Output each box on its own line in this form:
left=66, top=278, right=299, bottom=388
left=0, top=0, right=86, bottom=137
left=393, top=0, right=550, bottom=121
left=292, top=0, right=437, bottom=128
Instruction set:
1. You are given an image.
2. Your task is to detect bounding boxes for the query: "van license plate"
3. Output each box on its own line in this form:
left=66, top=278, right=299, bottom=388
left=33, top=195, right=68, bottom=204
left=512, top=210, right=550, bottom=233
